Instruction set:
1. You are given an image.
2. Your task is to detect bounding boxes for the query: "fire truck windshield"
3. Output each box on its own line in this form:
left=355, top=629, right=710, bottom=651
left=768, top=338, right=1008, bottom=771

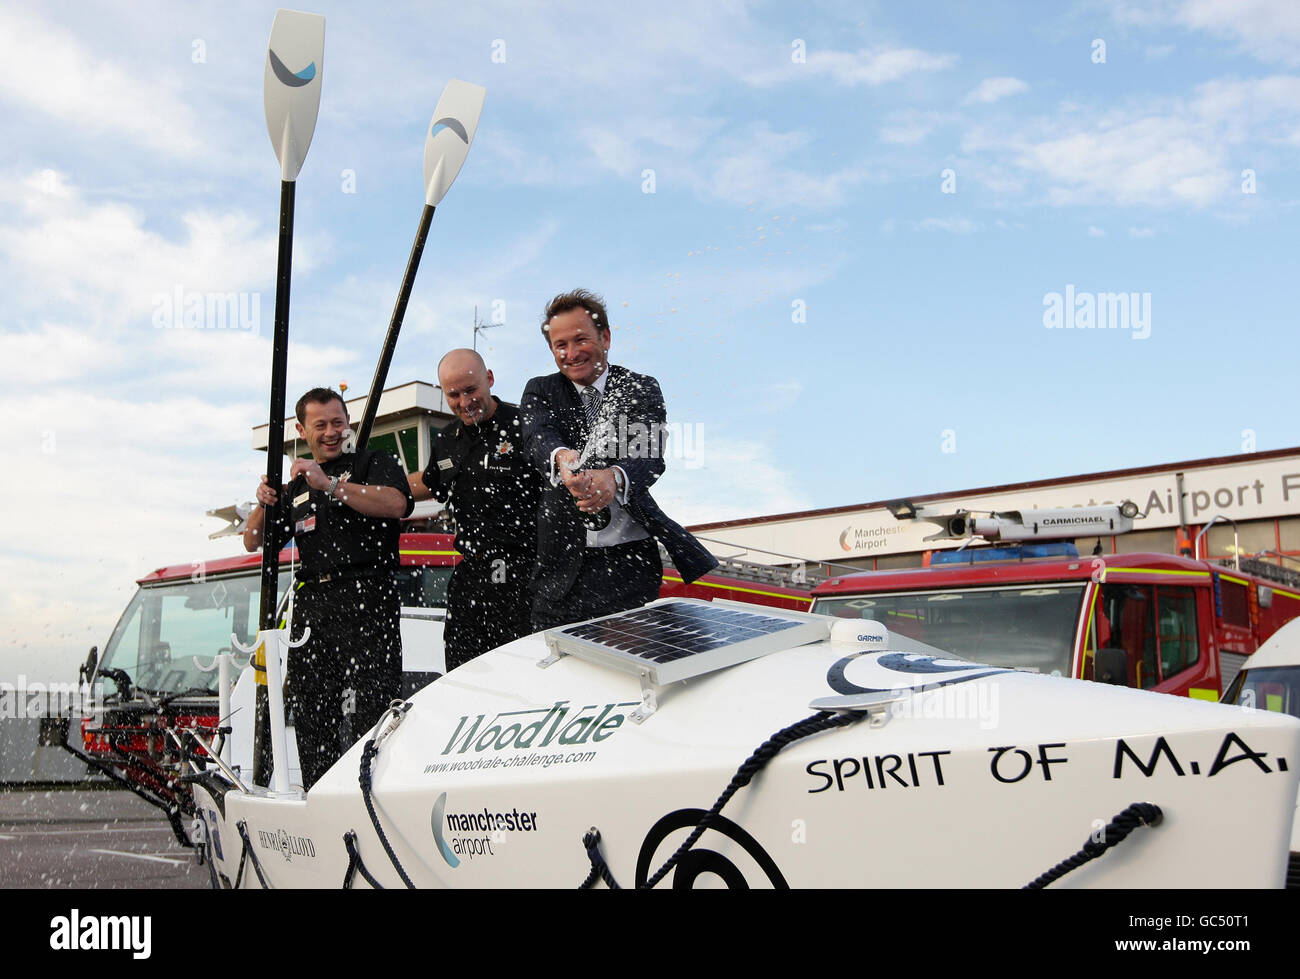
left=98, top=571, right=290, bottom=696
left=813, top=583, right=1088, bottom=676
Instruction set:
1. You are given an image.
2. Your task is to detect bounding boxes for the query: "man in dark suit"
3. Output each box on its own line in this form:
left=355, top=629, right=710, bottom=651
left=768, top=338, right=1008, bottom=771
left=520, top=288, right=717, bottom=630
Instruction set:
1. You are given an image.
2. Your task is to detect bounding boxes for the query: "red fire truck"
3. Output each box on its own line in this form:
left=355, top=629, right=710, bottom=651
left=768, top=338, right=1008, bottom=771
left=58, top=531, right=820, bottom=842
left=811, top=501, right=1300, bottom=700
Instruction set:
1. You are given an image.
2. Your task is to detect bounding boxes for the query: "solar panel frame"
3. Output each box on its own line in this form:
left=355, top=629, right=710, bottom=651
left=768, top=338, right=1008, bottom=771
left=543, top=598, right=831, bottom=684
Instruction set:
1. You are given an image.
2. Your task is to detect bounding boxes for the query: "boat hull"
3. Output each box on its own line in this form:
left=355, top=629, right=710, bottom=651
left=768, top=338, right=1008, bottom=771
left=193, top=635, right=1300, bottom=888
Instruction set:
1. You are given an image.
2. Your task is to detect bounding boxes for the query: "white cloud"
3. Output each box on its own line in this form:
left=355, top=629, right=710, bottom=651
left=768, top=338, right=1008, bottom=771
left=1190, top=76, right=1300, bottom=143
left=916, top=217, right=978, bottom=234
left=962, top=76, right=1028, bottom=105
left=747, top=45, right=957, bottom=87
left=0, top=6, right=203, bottom=158
left=959, top=74, right=1300, bottom=209
left=569, top=117, right=870, bottom=209
left=1019, top=117, right=1228, bottom=206
left=878, top=110, right=952, bottom=145
left=755, top=379, right=803, bottom=409
left=579, top=117, right=722, bottom=176
left=0, top=169, right=311, bottom=328
left=880, top=122, right=933, bottom=144
left=0, top=324, right=125, bottom=385
left=1129, top=226, right=1156, bottom=237
left=654, top=434, right=810, bottom=526
left=3, top=390, right=266, bottom=681
left=1088, top=225, right=1107, bottom=237
left=691, top=124, right=872, bottom=208
left=1176, top=0, right=1300, bottom=65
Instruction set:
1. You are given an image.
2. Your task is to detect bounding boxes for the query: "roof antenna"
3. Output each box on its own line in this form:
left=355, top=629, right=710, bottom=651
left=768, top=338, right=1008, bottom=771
left=472, top=303, right=501, bottom=350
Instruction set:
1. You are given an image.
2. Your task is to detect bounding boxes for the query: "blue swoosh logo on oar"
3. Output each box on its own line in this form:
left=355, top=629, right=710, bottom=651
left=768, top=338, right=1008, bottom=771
left=269, top=50, right=317, bottom=88
left=430, top=117, right=470, bottom=144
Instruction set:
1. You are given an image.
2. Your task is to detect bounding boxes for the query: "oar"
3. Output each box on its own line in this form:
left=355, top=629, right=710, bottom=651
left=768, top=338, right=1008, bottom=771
left=252, top=8, right=325, bottom=789
left=353, top=79, right=486, bottom=452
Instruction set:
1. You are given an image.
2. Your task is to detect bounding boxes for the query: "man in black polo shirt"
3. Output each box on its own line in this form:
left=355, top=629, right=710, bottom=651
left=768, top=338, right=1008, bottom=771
left=243, top=387, right=414, bottom=788
left=409, top=349, right=541, bottom=670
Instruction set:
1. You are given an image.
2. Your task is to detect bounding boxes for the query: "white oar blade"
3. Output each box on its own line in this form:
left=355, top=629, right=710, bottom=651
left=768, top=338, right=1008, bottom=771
left=264, top=9, right=326, bottom=182
left=423, top=79, right=486, bottom=206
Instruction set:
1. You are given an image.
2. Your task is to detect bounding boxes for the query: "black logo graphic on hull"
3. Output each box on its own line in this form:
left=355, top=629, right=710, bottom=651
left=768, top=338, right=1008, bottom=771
left=827, top=651, right=1008, bottom=696
left=636, top=809, right=787, bottom=889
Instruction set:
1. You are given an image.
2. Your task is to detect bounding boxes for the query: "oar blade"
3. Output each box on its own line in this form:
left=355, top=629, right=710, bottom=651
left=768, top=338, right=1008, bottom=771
left=264, top=9, right=326, bottom=182
left=423, top=79, right=486, bottom=206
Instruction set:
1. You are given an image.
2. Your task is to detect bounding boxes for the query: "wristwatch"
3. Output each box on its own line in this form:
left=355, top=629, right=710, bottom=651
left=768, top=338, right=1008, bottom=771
left=612, top=468, right=626, bottom=498
left=327, top=474, right=341, bottom=499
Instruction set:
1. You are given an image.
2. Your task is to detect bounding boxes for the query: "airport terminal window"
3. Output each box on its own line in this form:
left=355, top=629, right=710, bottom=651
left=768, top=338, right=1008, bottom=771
left=366, top=426, right=421, bottom=473
left=399, top=426, right=420, bottom=473
left=1110, top=529, right=1176, bottom=554
left=1279, top=518, right=1300, bottom=553
left=368, top=431, right=402, bottom=464
left=1206, top=520, right=1275, bottom=559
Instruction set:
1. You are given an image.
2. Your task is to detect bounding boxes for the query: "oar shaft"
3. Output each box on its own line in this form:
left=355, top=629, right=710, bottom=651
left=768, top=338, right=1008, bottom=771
left=355, top=203, right=435, bottom=451
left=258, top=179, right=297, bottom=629
left=254, top=178, right=296, bottom=786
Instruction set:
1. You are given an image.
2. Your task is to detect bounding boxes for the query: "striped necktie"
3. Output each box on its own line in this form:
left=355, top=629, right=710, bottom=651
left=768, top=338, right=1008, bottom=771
left=582, top=386, right=601, bottom=430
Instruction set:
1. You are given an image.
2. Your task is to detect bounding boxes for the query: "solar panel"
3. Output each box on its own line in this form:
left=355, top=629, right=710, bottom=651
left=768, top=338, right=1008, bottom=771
left=543, top=598, right=830, bottom=685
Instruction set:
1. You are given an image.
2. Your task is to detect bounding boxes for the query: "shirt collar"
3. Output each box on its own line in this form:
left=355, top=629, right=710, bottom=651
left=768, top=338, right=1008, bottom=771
left=570, top=368, right=609, bottom=400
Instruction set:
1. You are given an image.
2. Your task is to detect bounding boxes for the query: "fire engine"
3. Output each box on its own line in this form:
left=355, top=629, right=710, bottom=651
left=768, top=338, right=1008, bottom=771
left=811, top=500, right=1300, bottom=700
left=54, top=528, right=821, bottom=844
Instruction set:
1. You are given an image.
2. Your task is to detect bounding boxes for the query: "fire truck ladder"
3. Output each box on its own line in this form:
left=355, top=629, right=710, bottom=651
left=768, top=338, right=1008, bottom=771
left=658, top=543, right=829, bottom=590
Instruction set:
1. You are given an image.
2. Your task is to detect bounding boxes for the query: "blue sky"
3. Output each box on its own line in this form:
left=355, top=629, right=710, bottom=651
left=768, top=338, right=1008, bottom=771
left=4, top=0, right=1299, bottom=678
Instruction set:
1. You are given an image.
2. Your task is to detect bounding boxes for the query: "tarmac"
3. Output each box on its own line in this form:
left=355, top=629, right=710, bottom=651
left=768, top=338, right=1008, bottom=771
left=0, top=785, right=207, bottom=888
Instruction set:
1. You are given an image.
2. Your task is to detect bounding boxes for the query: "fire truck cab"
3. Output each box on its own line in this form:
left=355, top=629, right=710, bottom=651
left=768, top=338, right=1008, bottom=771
left=811, top=502, right=1300, bottom=700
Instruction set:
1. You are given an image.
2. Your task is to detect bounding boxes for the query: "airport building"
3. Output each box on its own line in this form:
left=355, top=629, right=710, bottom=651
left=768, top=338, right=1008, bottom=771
left=250, top=382, right=1300, bottom=576
left=693, top=447, right=1300, bottom=575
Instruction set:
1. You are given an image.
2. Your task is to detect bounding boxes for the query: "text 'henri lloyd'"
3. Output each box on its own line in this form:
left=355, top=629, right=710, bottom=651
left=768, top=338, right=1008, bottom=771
left=439, top=700, right=637, bottom=755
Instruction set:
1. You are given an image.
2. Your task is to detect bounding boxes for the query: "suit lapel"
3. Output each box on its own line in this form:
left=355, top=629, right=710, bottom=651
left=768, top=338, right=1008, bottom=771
left=553, top=372, right=586, bottom=447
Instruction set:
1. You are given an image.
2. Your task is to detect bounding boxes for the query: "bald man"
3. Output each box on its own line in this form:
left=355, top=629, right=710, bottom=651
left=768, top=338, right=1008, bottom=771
left=409, top=350, right=542, bottom=670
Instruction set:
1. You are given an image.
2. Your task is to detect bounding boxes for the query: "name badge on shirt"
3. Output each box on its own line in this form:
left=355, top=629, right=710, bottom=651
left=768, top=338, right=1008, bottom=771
left=294, top=515, right=317, bottom=535
left=438, top=458, right=454, bottom=471
left=294, top=491, right=310, bottom=506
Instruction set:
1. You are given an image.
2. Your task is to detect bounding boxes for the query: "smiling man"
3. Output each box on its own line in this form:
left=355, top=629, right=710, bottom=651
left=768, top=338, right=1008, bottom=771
left=408, top=349, right=541, bottom=669
left=243, top=387, right=414, bottom=788
left=520, top=289, right=717, bottom=630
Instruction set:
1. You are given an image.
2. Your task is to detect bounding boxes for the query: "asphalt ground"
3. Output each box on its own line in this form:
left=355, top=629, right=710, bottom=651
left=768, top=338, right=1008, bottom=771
left=0, top=785, right=207, bottom=889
